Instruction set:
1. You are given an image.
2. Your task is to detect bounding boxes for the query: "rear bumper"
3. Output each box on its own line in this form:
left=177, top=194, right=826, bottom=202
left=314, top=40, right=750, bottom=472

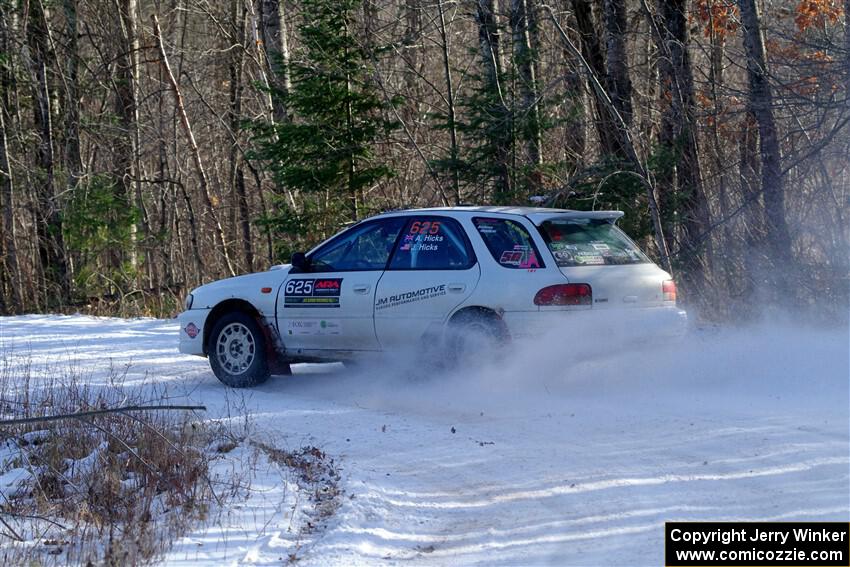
left=502, top=305, right=688, bottom=341
left=177, top=308, right=211, bottom=356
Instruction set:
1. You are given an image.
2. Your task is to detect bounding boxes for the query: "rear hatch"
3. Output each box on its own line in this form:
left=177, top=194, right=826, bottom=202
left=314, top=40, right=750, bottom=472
left=534, top=214, right=669, bottom=309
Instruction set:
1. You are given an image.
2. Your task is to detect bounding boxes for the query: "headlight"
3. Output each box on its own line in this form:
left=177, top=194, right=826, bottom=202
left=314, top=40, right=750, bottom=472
left=184, top=293, right=194, bottom=311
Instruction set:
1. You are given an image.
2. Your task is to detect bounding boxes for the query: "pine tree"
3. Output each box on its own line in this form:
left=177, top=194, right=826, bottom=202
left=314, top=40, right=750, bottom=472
left=249, top=0, right=398, bottom=260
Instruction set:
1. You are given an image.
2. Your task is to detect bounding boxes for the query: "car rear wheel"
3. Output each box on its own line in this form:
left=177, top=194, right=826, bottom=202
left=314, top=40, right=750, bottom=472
left=208, top=312, right=270, bottom=387
left=446, top=310, right=506, bottom=368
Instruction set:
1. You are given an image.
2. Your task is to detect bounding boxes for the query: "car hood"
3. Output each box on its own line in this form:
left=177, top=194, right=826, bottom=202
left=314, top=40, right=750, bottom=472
left=190, top=267, right=292, bottom=309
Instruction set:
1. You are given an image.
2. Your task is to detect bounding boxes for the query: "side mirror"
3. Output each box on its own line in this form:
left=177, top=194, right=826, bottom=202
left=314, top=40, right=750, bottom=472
left=290, top=252, right=309, bottom=273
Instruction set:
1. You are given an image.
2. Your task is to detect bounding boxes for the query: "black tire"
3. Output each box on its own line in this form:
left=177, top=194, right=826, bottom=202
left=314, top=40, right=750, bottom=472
left=445, top=310, right=506, bottom=368
left=208, top=312, right=270, bottom=387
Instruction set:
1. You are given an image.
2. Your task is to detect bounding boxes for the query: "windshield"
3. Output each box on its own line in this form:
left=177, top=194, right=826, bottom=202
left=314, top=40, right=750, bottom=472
left=538, top=219, right=650, bottom=267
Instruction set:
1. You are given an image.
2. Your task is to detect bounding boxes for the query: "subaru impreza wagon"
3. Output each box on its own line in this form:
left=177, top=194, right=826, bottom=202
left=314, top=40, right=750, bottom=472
left=178, top=207, right=687, bottom=386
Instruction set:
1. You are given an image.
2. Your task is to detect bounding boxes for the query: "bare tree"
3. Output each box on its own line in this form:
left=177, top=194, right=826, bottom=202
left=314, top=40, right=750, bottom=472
left=571, top=0, right=623, bottom=157
left=650, top=0, right=711, bottom=294
left=258, top=0, right=291, bottom=123
left=475, top=0, right=512, bottom=201
left=22, top=0, right=70, bottom=305
left=151, top=14, right=236, bottom=277
left=603, top=0, right=633, bottom=126
left=0, top=4, right=22, bottom=312
left=737, top=0, right=793, bottom=290
left=436, top=0, right=460, bottom=203
left=510, top=0, right=543, bottom=178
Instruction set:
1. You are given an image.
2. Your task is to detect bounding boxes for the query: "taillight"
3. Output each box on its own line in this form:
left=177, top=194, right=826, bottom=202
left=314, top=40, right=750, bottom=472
left=662, top=279, right=677, bottom=302
left=534, top=284, right=592, bottom=306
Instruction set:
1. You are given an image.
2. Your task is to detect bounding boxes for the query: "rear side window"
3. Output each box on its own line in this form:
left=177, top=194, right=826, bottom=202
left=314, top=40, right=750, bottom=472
left=388, top=217, right=475, bottom=270
left=472, top=217, right=543, bottom=269
left=538, top=219, right=650, bottom=267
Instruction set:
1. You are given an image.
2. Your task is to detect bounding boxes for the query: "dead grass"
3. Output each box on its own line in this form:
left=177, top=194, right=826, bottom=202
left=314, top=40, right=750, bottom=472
left=0, top=349, right=244, bottom=565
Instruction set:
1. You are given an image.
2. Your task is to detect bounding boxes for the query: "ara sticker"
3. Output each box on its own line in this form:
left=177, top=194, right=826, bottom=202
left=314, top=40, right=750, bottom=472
left=184, top=322, right=199, bottom=339
left=591, top=243, right=610, bottom=251
left=283, top=278, right=343, bottom=308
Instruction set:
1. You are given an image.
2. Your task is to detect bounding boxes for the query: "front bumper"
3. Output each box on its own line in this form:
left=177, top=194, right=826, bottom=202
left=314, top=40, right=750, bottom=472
left=177, top=308, right=212, bottom=356
left=502, top=305, right=688, bottom=342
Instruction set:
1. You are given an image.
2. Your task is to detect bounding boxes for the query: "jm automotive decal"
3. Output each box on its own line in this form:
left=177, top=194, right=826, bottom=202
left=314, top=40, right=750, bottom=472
left=375, top=284, right=447, bottom=311
left=283, top=278, right=343, bottom=308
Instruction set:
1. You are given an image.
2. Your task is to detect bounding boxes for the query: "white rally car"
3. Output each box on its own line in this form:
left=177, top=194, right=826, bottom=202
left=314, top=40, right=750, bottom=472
left=178, top=207, right=687, bottom=387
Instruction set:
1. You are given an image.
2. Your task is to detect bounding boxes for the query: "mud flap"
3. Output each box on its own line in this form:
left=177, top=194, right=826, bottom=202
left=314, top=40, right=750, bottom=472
left=261, top=319, right=293, bottom=376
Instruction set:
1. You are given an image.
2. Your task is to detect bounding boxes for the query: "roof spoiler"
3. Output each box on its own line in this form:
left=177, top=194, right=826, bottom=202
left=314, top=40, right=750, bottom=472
left=526, top=210, right=625, bottom=225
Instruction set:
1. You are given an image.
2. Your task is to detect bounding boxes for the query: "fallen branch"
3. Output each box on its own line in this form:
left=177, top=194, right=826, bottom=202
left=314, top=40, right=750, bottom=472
left=0, top=405, right=207, bottom=427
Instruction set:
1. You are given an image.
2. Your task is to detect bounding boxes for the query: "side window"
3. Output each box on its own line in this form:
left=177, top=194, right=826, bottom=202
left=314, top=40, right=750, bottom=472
left=472, top=217, right=544, bottom=269
left=309, top=217, right=406, bottom=272
left=388, top=217, right=475, bottom=270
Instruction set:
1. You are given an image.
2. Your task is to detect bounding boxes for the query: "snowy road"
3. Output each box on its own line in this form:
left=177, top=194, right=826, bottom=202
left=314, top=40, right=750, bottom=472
left=0, top=314, right=847, bottom=566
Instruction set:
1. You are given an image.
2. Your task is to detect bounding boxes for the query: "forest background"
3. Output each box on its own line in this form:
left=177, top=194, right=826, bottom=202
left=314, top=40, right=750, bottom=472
left=0, top=0, right=847, bottom=321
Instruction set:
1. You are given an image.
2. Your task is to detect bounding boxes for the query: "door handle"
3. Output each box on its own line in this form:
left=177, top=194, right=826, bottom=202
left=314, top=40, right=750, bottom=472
left=623, top=295, right=637, bottom=303
left=353, top=284, right=371, bottom=294
left=448, top=283, right=466, bottom=293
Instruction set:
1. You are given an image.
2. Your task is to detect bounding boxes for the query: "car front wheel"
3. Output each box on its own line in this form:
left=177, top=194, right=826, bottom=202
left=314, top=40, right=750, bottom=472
left=208, top=312, right=270, bottom=387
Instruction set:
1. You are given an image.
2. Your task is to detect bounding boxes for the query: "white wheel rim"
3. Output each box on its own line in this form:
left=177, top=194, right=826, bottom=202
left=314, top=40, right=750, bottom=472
left=216, top=322, right=256, bottom=375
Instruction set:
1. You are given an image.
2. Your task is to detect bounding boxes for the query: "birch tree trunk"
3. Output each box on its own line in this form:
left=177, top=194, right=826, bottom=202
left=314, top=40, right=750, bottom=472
left=62, top=0, right=82, bottom=203
left=475, top=0, right=512, bottom=202
left=510, top=0, right=543, bottom=181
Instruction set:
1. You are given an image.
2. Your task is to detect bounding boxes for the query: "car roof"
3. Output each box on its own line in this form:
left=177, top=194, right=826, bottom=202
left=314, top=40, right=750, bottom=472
left=372, top=206, right=624, bottom=225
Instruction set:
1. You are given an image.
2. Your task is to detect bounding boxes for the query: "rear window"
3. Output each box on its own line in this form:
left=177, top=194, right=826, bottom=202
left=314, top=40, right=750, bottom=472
left=472, top=217, right=543, bottom=269
left=538, top=219, right=650, bottom=267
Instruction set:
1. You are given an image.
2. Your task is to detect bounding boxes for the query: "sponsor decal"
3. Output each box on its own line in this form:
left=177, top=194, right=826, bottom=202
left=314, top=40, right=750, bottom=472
left=553, top=250, right=574, bottom=262
left=574, top=253, right=605, bottom=265
left=284, top=278, right=343, bottom=308
left=184, top=322, right=199, bottom=339
left=286, top=319, right=342, bottom=336
left=499, top=250, right=523, bottom=265
left=375, top=284, right=447, bottom=311
left=591, top=242, right=610, bottom=251
left=499, top=244, right=539, bottom=269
